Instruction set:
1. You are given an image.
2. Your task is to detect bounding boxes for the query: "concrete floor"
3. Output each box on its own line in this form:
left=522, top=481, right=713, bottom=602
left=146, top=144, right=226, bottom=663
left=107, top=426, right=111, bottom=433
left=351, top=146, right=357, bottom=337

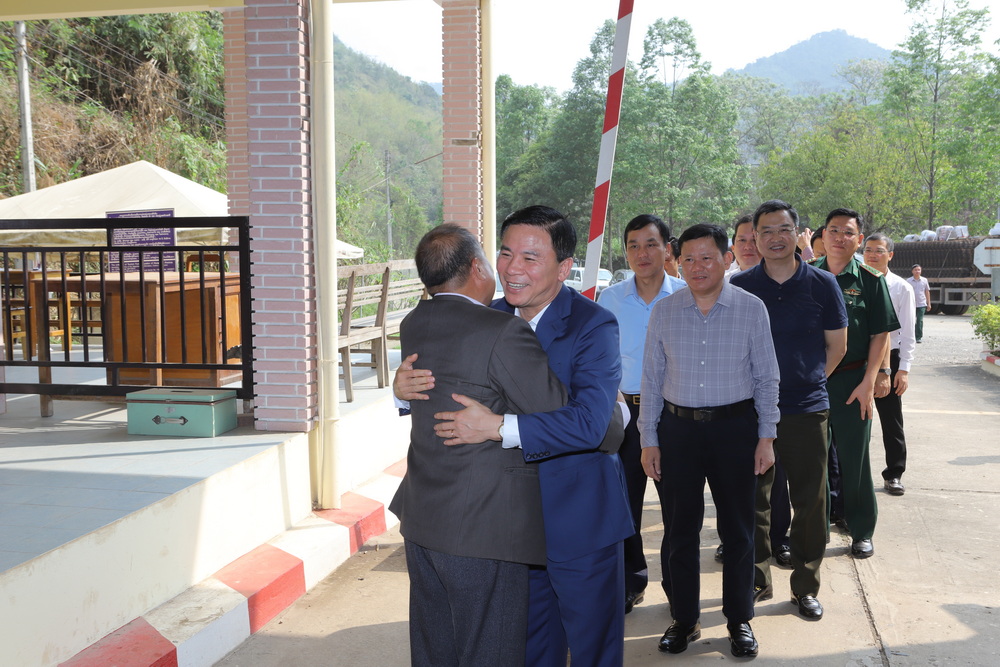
left=217, top=314, right=1000, bottom=666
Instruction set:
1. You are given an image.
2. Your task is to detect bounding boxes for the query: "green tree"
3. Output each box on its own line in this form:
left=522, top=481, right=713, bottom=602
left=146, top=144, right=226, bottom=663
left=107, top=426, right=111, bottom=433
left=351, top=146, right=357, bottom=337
left=616, top=19, right=749, bottom=229
left=495, top=74, right=557, bottom=176
left=883, top=0, right=991, bottom=228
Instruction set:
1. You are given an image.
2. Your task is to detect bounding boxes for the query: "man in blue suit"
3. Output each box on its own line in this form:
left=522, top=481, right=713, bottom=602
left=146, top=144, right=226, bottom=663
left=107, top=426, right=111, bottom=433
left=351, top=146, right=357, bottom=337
left=401, top=206, right=633, bottom=666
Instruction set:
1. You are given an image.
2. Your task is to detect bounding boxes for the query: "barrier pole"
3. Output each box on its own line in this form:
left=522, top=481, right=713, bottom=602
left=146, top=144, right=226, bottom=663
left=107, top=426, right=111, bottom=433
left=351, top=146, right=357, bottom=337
left=581, top=0, right=633, bottom=300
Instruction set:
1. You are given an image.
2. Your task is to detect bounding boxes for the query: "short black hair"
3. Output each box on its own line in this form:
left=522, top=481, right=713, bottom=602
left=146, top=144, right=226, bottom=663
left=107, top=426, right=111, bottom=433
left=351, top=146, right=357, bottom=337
left=825, top=207, right=866, bottom=235
left=810, top=227, right=824, bottom=249
left=732, top=214, right=753, bottom=244
left=865, top=232, right=894, bottom=252
left=501, top=205, right=576, bottom=262
left=623, top=214, right=671, bottom=247
left=679, top=223, right=729, bottom=258
left=752, top=199, right=799, bottom=228
left=414, top=224, right=482, bottom=291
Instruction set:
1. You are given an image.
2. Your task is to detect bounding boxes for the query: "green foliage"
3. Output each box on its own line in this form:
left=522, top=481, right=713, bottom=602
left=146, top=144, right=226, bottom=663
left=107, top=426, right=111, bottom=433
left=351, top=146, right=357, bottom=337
left=971, top=303, right=1000, bottom=352
left=332, top=36, right=442, bottom=258
left=0, top=14, right=226, bottom=195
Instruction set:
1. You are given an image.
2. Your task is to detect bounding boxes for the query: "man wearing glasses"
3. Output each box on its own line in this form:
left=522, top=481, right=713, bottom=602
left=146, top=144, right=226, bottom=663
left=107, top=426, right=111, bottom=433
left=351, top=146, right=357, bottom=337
left=731, top=200, right=847, bottom=620
left=810, top=209, right=899, bottom=559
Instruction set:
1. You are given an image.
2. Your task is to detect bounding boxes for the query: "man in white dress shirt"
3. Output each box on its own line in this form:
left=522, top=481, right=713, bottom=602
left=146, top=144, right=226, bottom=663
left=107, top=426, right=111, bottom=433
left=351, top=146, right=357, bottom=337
left=862, top=233, right=916, bottom=497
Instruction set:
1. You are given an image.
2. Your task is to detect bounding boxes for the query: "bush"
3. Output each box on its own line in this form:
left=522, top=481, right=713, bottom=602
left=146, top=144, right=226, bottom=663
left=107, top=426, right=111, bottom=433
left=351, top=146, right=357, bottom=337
left=971, top=303, right=1000, bottom=353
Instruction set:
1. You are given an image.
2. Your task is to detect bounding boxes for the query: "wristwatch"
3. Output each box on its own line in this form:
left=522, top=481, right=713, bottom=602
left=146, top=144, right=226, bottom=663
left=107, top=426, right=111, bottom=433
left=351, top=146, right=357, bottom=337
left=878, top=368, right=891, bottom=376
left=497, top=416, right=505, bottom=440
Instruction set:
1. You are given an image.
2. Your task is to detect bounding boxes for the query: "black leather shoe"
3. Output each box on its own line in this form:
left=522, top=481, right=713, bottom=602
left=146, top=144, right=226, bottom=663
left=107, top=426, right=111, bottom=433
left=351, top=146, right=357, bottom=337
left=791, top=593, right=824, bottom=619
left=851, top=539, right=874, bottom=559
left=714, top=544, right=724, bottom=563
left=625, top=590, right=644, bottom=614
left=657, top=621, right=701, bottom=654
left=727, top=622, right=759, bottom=657
left=753, top=584, right=773, bottom=603
left=774, top=544, right=792, bottom=568
left=884, top=478, right=905, bottom=496
left=830, top=513, right=849, bottom=532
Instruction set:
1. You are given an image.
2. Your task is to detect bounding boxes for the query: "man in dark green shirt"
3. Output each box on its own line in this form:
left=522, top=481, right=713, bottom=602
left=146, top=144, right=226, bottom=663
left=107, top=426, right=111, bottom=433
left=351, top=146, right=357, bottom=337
left=811, top=208, right=899, bottom=559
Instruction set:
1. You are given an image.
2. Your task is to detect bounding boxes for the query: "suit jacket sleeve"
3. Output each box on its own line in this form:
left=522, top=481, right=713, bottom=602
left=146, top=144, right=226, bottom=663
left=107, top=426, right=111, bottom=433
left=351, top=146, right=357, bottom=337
left=489, top=317, right=568, bottom=415
left=517, top=307, right=622, bottom=460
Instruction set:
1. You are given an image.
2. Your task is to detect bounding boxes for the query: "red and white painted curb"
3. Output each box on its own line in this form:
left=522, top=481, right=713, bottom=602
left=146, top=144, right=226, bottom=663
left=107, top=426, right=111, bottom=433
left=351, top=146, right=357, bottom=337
left=60, top=461, right=406, bottom=667
left=981, top=352, right=1000, bottom=367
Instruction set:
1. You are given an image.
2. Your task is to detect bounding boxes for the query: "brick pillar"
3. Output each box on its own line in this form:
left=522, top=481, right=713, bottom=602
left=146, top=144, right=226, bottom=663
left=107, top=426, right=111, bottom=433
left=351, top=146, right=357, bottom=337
left=224, top=8, right=250, bottom=219
left=229, top=0, right=317, bottom=432
left=442, top=0, right=483, bottom=236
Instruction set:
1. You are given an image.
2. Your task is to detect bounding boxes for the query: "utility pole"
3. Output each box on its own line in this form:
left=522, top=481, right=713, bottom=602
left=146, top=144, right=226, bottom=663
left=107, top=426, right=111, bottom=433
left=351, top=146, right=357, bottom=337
left=16, top=21, right=37, bottom=193
left=384, top=150, right=392, bottom=251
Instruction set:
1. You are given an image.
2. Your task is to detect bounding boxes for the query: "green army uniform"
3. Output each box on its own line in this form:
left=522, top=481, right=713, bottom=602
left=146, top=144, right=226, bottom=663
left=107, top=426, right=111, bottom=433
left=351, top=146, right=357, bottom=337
left=812, top=256, right=899, bottom=542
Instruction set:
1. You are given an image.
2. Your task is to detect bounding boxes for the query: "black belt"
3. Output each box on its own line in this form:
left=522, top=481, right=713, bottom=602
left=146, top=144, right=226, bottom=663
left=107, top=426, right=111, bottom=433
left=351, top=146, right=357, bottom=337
left=622, top=393, right=640, bottom=405
left=832, top=359, right=866, bottom=375
left=663, top=398, right=754, bottom=422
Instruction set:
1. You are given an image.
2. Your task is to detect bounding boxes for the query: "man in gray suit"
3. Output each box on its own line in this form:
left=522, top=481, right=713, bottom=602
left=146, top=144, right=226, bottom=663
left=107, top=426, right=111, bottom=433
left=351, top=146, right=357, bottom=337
left=389, top=224, right=569, bottom=666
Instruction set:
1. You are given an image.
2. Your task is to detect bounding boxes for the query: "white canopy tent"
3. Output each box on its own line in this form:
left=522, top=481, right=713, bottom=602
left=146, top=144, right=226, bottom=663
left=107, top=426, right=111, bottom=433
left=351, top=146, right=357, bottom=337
left=0, top=160, right=363, bottom=258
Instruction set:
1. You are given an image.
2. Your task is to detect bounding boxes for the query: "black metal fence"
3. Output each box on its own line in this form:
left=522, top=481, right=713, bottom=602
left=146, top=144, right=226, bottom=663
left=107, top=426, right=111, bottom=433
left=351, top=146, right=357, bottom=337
left=0, top=217, right=252, bottom=407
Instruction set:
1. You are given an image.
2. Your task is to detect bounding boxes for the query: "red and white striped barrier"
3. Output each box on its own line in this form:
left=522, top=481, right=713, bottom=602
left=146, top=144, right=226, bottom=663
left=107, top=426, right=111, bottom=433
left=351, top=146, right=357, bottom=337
left=581, top=0, right=633, bottom=300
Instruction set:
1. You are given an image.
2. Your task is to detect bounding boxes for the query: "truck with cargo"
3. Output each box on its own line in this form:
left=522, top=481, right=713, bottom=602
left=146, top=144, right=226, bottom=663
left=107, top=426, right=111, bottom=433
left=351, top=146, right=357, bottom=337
left=888, top=236, right=991, bottom=315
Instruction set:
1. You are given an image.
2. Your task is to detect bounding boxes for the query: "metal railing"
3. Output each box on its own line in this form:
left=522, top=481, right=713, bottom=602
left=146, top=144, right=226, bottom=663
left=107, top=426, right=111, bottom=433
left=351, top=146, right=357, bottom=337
left=0, top=217, right=252, bottom=408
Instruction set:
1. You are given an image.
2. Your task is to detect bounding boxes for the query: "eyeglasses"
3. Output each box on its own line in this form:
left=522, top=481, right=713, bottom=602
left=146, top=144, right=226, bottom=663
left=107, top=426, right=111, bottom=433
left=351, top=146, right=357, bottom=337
left=863, top=247, right=889, bottom=255
left=757, top=226, right=796, bottom=239
left=825, top=227, right=858, bottom=239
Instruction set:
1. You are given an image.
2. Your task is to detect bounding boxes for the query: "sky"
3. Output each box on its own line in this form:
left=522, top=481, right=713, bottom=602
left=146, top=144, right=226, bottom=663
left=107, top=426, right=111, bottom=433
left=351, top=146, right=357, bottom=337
left=331, top=0, right=1000, bottom=92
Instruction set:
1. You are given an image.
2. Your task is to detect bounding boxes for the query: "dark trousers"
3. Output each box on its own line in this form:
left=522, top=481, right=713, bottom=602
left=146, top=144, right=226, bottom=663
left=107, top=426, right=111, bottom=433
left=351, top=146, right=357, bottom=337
left=827, top=433, right=844, bottom=521
left=755, top=411, right=829, bottom=596
left=659, top=406, right=757, bottom=626
left=405, top=540, right=530, bottom=667
left=874, top=348, right=907, bottom=480
left=524, top=542, right=625, bottom=667
left=769, top=461, right=791, bottom=549
left=618, top=397, right=649, bottom=594
left=827, top=367, right=879, bottom=541
left=915, top=306, right=926, bottom=341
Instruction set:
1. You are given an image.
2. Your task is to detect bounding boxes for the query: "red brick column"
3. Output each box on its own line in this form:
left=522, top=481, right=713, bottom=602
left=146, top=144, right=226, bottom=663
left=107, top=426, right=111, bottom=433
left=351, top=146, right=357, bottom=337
left=442, top=0, right=483, bottom=236
left=226, top=0, right=317, bottom=432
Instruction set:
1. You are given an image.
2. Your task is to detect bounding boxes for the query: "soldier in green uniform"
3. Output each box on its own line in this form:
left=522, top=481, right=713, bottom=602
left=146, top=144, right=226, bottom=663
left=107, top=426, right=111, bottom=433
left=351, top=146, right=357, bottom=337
left=810, top=208, right=899, bottom=559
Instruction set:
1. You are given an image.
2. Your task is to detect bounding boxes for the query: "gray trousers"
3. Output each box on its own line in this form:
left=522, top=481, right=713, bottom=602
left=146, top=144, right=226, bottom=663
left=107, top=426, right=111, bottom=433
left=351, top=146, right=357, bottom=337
left=405, top=539, right=530, bottom=667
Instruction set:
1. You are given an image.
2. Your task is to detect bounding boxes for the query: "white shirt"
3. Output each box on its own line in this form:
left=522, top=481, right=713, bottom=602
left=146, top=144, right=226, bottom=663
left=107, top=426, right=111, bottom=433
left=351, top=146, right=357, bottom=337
left=906, top=275, right=930, bottom=308
left=884, top=270, right=916, bottom=372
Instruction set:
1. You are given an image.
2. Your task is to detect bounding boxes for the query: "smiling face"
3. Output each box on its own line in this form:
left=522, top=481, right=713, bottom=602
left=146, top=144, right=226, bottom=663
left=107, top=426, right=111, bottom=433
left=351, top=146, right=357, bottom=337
left=680, top=235, right=731, bottom=299
left=824, top=215, right=863, bottom=264
left=497, top=224, right=572, bottom=321
left=862, top=238, right=892, bottom=273
left=732, top=220, right=762, bottom=270
left=625, top=223, right=668, bottom=282
left=754, top=210, right=797, bottom=262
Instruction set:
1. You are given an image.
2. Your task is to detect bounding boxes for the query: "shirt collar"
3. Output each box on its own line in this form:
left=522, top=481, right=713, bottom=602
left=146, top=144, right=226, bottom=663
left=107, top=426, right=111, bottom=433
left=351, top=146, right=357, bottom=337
left=433, top=292, right=483, bottom=305
left=625, top=271, right=677, bottom=299
left=514, top=301, right=552, bottom=331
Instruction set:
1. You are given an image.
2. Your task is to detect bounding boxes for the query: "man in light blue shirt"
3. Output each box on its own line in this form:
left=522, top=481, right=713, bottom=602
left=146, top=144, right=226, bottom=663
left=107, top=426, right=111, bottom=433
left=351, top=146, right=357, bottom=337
left=598, top=214, right=685, bottom=615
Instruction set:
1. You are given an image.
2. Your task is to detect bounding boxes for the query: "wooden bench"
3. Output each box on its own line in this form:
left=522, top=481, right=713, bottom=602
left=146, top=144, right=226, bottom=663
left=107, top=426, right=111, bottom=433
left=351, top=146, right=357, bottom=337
left=337, top=260, right=426, bottom=402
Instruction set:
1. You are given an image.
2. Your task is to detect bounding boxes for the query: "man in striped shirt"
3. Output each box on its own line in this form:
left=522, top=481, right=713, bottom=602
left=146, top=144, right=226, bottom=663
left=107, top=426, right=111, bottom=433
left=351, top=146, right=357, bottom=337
left=639, top=223, right=779, bottom=659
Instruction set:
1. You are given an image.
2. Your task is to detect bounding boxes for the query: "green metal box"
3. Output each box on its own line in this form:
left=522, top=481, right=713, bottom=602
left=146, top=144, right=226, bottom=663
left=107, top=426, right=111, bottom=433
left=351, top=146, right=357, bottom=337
left=126, top=388, right=238, bottom=437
